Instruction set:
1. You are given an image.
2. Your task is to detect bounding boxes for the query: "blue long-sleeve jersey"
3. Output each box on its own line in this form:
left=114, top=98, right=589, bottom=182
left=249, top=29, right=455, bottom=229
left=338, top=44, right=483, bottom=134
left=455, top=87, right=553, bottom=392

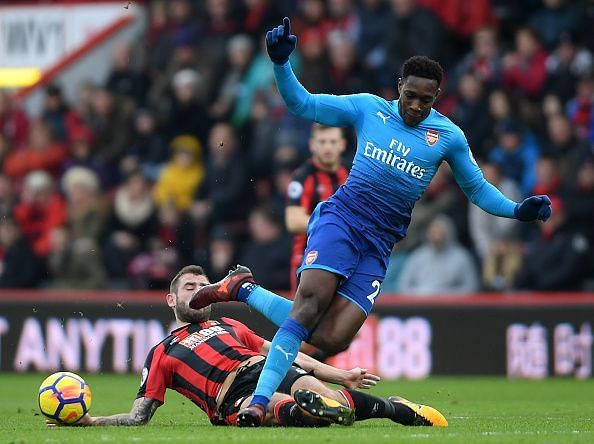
left=274, top=62, right=518, bottom=251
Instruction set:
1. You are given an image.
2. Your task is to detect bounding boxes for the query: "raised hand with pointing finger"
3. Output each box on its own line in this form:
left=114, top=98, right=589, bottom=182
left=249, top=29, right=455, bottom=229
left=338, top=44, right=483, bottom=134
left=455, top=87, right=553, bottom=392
left=265, top=17, right=297, bottom=65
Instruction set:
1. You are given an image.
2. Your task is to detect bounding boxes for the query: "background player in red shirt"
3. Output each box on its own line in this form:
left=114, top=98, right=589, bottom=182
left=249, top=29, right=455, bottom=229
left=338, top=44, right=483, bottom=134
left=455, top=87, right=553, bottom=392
left=49, top=265, right=446, bottom=427
left=286, top=123, right=349, bottom=293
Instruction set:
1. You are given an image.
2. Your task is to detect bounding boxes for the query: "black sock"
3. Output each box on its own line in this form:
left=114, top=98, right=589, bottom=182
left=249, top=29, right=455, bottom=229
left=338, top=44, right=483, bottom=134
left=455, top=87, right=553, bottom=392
left=275, top=400, right=330, bottom=427
left=341, top=389, right=415, bottom=424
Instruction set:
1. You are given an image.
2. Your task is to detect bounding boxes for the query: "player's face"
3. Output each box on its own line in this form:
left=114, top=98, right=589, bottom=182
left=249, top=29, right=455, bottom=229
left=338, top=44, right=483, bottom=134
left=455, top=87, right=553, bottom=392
left=169, top=273, right=212, bottom=323
left=309, top=128, right=346, bottom=169
left=397, top=75, right=440, bottom=127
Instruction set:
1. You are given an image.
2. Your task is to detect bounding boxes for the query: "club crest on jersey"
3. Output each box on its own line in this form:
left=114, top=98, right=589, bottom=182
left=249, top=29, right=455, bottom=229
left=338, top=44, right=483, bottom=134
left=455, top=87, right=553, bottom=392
left=305, top=250, right=318, bottom=265
left=425, top=129, right=439, bottom=146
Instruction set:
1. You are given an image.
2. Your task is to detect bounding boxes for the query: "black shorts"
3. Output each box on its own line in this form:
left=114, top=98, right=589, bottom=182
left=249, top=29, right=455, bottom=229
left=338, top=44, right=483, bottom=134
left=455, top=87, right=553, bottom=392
left=215, top=360, right=310, bottom=425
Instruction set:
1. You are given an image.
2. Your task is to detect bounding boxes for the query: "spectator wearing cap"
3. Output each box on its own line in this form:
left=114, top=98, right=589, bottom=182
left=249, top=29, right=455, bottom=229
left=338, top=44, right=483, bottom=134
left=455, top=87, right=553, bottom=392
left=488, top=118, right=541, bottom=196
left=12, top=170, right=66, bottom=258
left=154, top=135, right=204, bottom=212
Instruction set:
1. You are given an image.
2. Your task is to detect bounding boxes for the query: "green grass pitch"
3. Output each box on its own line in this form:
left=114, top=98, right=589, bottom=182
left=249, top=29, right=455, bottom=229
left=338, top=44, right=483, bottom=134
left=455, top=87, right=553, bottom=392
left=1, top=373, right=593, bottom=443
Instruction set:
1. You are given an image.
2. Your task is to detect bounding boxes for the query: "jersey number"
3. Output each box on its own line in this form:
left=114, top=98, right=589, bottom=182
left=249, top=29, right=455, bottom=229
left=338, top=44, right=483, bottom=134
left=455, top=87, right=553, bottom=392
left=366, top=280, right=381, bottom=305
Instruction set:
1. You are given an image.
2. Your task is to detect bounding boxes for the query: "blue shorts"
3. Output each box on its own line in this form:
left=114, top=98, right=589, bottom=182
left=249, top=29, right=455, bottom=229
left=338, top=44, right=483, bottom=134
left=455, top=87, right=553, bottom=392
left=296, top=203, right=390, bottom=315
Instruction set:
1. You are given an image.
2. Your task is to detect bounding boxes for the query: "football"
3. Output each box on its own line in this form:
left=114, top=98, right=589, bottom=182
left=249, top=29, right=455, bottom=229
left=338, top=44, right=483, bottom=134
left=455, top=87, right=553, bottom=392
left=38, top=372, right=92, bottom=424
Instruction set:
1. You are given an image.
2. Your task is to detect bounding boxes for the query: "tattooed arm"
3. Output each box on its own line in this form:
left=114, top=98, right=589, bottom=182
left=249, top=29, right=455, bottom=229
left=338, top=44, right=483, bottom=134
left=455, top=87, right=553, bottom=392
left=47, top=397, right=161, bottom=427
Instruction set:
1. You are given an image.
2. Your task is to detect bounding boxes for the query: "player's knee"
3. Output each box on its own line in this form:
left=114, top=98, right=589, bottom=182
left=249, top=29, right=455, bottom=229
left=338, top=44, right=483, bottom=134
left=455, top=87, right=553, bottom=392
left=293, top=287, right=327, bottom=325
left=310, top=332, right=350, bottom=355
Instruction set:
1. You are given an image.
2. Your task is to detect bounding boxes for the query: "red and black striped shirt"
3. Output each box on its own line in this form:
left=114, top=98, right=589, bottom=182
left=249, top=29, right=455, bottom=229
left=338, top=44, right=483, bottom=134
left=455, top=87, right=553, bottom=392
left=287, top=159, right=349, bottom=257
left=137, top=318, right=264, bottom=421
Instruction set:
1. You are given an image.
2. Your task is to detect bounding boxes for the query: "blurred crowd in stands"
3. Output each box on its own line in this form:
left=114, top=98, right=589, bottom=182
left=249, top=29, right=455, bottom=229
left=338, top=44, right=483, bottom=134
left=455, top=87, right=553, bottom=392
left=0, top=0, right=592, bottom=293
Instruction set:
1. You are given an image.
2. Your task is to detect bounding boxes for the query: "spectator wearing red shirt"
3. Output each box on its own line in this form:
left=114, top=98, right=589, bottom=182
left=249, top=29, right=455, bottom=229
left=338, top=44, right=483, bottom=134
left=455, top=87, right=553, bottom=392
left=13, top=170, right=66, bottom=258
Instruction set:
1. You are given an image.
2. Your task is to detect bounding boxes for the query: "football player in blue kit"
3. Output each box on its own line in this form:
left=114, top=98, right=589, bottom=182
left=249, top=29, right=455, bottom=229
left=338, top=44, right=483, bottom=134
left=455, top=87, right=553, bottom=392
left=190, top=18, right=552, bottom=426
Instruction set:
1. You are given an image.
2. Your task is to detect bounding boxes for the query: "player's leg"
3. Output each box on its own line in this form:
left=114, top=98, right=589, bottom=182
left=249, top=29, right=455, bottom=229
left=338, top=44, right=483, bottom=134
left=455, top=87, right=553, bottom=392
left=289, top=374, right=447, bottom=427
left=240, top=269, right=340, bottom=424
left=308, top=250, right=387, bottom=352
left=239, top=213, right=361, bottom=425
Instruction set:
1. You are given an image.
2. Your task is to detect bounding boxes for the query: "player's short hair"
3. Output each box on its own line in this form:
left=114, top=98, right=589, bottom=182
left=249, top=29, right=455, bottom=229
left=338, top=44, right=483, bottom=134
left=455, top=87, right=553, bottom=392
left=170, top=265, right=207, bottom=294
left=402, top=56, right=444, bottom=87
left=311, top=123, right=345, bottom=139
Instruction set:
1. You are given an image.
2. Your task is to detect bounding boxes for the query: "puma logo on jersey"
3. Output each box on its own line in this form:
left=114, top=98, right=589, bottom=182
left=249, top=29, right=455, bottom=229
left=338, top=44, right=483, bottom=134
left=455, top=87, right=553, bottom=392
left=274, top=345, right=294, bottom=361
left=376, top=111, right=390, bottom=124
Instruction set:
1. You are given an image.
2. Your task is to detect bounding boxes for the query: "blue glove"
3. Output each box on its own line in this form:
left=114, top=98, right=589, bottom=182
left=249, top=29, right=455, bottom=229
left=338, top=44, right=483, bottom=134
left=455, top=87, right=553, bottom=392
left=514, top=195, right=552, bottom=222
left=265, top=17, right=297, bottom=65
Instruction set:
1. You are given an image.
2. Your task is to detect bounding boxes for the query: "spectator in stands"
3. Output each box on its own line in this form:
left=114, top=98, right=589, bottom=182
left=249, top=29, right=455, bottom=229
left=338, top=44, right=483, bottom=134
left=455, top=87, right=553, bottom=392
left=192, top=123, right=253, bottom=235
left=399, top=164, right=461, bottom=252
left=61, top=167, right=105, bottom=242
left=469, top=162, right=521, bottom=262
left=488, top=119, right=540, bottom=196
left=452, top=26, right=502, bottom=90
left=324, top=0, right=361, bottom=43
left=501, top=26, right=548, bottom=100
left=61, top=125, right=109, bottom=189
left=398, top=214, right=479, bottom=294
left=238, top=203, right=292, bottom=291
left=515, top=197, right=591, bottom=290
left=545, top=31, right=593, bottom=104
left=357, top=0, right=390, bottom=76
left=0, top=174, right=15, bottom=220
left=297, top=28, right=331, bottom=93
left=206, top=224, right=237, bottom=281
left=202, top=0, right=243, bottom=65
left=385, top=0, right=444, bottom=77
left=126, top=109, right=168, bottom=181
left=542, top=113, right=589, bottom=179
left=102, top=170, right=158, bottom=286
left=106, top=43, right=150, bottom=106
left=209, top=34, right=257, bottom=122
left=154, top=135, right=204, bottom=212
left=41, top=85, right=70, bottom=142
left=326, top=31, right=370, bottom=95
left=166, top=69, right=211, bottom=144
left=86, top=87, right=135, bottom=172
left=0, top=134, right=10, bottom=172
left=4, top=120, right=67, bottom=182
left=482, top=235, right=523, bottom=291
left=156, top=201, right=194, bottom=265
left=528, top=0, right=581, bottom=51
left=0, top=90, right=29, bottom=149
left=0, top=216, right=42, bottom=288
left=47, top=226, right=107, bottom=290
left=565, top=76, right=594, bottom=143
left=448, top=72, right=490, bottom=157
left=13, top=170, right=66, bottom=259
left=562, top=155, right=594, bottom=243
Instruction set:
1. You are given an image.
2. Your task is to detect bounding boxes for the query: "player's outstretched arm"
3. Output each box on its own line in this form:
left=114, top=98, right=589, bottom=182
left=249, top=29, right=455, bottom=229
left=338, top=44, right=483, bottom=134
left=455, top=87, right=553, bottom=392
left=47, top=397, right=161, bottom=427
left=266, top=17, right=360, bottom=127
left=445, top=132, right=552, bottom=222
